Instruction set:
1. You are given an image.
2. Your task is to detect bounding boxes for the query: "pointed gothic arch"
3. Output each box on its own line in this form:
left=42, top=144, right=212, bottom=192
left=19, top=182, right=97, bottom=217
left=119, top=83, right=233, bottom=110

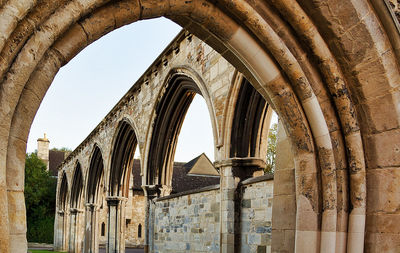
left=69, top=162, right=84, bottom=253
left=59, top=172, right=69, bottom=210
left=86, top=145, right=104, bottom=204
left=109, top=120, right=138, bottom=198
left=56, top=172, right=69, bottom=251
left=146, top=74, right=203, bottom=189
left=229, top=76, right=272, bottom=161
left=106, top=120, right=139, bottom=252
left=70, top=162, right=84, bottom=209
left=84, top=145, right=104, bottom=253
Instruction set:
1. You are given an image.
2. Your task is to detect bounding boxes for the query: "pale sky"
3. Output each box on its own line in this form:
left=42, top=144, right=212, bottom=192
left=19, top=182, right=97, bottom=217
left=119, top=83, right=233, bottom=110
left=27, top=18, right=217, bottom=162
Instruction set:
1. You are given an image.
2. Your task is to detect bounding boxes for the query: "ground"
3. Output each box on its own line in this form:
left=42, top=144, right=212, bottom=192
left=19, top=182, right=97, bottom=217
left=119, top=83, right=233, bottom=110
left=28, top=247, right=144, bottom=253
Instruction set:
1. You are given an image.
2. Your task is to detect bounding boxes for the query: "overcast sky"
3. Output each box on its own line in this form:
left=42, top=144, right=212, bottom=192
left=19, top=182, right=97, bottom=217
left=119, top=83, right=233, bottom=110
left=26, top=18, right=219, bottom=162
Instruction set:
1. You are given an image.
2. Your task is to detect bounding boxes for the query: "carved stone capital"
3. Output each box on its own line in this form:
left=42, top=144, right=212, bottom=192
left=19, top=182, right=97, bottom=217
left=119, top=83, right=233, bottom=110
left=214, top=157, right=266, bottom=180
left=106, top=196, right=127, bottom=206
left=142, top=185, right=162, bottom=200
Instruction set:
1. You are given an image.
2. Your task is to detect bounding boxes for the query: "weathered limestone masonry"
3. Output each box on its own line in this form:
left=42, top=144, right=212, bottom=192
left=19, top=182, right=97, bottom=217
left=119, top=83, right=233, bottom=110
left=1, top=0, right=400, bottom=252
left=152, top=176, right=274, bottom=253
left=240, top=176, right=274, bottom=253
left=123, top=191, right=146, bottom=247
left=271, top=121, right=296, bottom=253
left=153, top=186, right=221, bottom=253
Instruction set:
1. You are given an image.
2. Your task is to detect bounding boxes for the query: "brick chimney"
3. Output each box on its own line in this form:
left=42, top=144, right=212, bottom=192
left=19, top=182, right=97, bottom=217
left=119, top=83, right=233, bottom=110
left=37, top=133, right=50, bottom=170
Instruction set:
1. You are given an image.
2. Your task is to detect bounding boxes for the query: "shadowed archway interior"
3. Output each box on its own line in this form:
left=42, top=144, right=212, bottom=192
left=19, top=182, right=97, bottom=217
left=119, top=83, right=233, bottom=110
left=57, top=172, right=68, bottom=250
left=109, top=121, right=138, bottom=198
left=69, top=163, right=83, bottom=253
left=147, top=75, right=202, bottom=189
left=230, top=78, right=271, bottom=160
left=86, top=147, right=104, bottom=204
left=70, top=163, right=83, bottom=209
left=84, top=146, right=104, bottom=253
left=59, top=172, right=69, bottom=211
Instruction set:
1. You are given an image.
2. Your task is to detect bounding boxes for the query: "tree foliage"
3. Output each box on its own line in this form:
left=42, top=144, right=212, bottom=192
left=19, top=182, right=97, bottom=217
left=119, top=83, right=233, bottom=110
left=51, top=147, right=72, bottom=152
left=265, top=123, right=277, bottom=174
left=25, top=153, right=57, bottom=243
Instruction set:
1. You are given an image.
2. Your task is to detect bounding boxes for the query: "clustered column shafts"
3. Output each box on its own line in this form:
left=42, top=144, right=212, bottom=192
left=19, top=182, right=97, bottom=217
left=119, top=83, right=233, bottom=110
left=84, top=203, right=98, bottom=253
left=106, top=196, right=128, bottom=253
left=142, top=185, right=161, bottom=253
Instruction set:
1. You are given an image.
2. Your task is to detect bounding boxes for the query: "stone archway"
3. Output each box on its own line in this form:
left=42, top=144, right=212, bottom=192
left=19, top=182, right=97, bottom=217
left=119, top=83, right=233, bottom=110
left=55, top=172, right=69, bottom=251
left=229, top=75, right=272, bottom=162
left=0, top=1, right=399, bottom=253
left=107, top=120, right=138, bottom=253
left=146, top=74, right=202, bottom=190
left=68, top=162, right=84, bottom=253
left=84, top=145, right=105, bottom=253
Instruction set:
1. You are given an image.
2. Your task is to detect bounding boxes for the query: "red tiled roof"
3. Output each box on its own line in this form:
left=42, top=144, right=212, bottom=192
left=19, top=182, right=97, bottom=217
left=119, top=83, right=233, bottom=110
left=131, top=158, right=219, bottom=193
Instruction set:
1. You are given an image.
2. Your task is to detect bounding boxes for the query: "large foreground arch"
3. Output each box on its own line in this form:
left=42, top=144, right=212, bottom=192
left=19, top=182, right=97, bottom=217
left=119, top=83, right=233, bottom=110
left=1, top=1, right=400, bottom=252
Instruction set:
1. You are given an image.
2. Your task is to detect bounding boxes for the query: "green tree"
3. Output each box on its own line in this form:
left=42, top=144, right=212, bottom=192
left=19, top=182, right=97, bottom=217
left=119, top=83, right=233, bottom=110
left=51, top=147, right=72, bottom=152
left=25, top=152, right=57, bottom=243
left=265, top=123, right=278, bottom=174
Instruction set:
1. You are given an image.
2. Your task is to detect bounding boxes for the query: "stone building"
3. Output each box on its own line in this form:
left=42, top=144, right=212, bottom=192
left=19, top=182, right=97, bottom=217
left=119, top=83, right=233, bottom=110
left=37, top=134, right=68, bottom=176
left=1, top=1, right=400, bottom=252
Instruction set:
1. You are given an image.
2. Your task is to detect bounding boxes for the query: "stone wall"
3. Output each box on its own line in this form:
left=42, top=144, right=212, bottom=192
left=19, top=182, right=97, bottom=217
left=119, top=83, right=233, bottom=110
left=152, top=176, right=274, bottom=253
left=240, top=176, right=274, bottom=253
left=125, top=192, right=146, bottom=247
left=153, top=186, right=221, bottom=253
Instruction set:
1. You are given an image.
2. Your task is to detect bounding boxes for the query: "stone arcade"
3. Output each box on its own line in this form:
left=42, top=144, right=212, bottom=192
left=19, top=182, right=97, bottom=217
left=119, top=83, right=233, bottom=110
left=54, top=30, right=276, bottom=253
left=1, top=1, right=400, bottom=253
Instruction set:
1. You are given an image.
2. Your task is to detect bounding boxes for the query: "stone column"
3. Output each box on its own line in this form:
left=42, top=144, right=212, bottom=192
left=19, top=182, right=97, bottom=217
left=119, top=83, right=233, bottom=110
left=142, top=185, right=161, bottom=253
left=106, top=196, right=127, bottom=253
left=69, top=209, right=77, bottom=253
left=69, top=208, right=84, bottom=253
left=76, top=209, right=85, bottom=253
left=84, top=203, right=98, bottom=253
left=271, top=120, right=296, bottom=253
left=215, top=158, right=265, bottom=253
left=54, top=210, right=65, bottom=251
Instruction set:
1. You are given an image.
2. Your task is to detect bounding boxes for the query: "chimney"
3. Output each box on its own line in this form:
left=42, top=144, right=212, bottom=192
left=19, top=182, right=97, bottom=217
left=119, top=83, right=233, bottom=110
left=37, top=133, right=50, bottom=170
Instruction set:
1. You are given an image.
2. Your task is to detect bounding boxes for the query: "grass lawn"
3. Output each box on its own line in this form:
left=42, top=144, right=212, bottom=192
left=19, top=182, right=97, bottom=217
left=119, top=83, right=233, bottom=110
left=29, top=250, right=66, bottom=253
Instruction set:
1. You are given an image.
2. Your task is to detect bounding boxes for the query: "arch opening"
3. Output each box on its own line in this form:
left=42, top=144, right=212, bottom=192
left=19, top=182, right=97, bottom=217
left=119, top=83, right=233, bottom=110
left=109, top=120, right=138, bottom=198
left=59, top=172, right=69, bottom=211
left=70, top=163, right=83, bottom=209
left=230, top=78, right=272, bottom=162
left=56, top=172, right=68, bottom=251
left=86, top=146, right=104, bottom=204
left=68, top=163, right=84, bottom=253
left=107, top=120, right=139, bottom=252
left=146, top=75, right=202, bottom=190
left=170, top=94, right=219, bottom=194
left=84, top=146, right=104, bottom=253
